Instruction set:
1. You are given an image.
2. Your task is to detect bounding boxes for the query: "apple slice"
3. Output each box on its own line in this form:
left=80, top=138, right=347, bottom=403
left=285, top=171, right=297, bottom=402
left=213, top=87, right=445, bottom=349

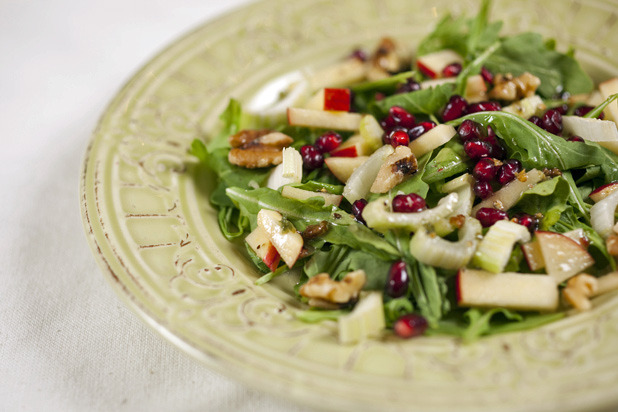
left=245, top=226, right=281, bottom=272
left=305, top=87, right=352, bottom=111
left=456, top=268, right=559, bottom=312
left=521, top=239, right=545, bottom=272
left=308, top=57, right=367, bottom=90
left=535, top=231, right=595, bottom=284
left=287, top=107, right=362, bottom=131
left=598, top=77, right=618, bottom=122
left=338, top=292, right=386, bottom=344
left=562, top=228, right=590, bottom=248
left=562, top=115, right=618, bottom=154
left=408, top=124, right=457, bottom=157
left=281, top=186, right=343, bottom=207
left=590, top=182, right=618, bottom=203
left=266, top=147, right=303, bottom=190
left=590, top=188, right=618, bottom=238
left=342, top=145, right=394, bottom=203
left=324, top=156, right=368, bottom=183
left=464, top=74, right=487, bottom=103
left=416, top=49, right=463, bottom=79
left=256, top=209, right=304, bottom=268
left=330, top=134, right=370, bottom=157
left=471, top=169, right=545, bottom=216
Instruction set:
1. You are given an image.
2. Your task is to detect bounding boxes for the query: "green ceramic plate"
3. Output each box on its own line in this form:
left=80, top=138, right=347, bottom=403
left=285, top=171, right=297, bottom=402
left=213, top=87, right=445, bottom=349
left=80, top=0, right=618, bottom=410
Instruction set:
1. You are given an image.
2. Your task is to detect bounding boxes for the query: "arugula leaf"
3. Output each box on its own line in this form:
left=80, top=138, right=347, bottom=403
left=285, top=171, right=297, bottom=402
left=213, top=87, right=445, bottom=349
left=422, top=143, right=469, bottom=184
left=207, top=99, right=242, bottom=151
left=584, top=93, right=618, bottom=119
left=370, top=83, right=456, bottom=117
left=484, top=32, right=593, bottom=97
left=450, top=111, right=618, bottom=183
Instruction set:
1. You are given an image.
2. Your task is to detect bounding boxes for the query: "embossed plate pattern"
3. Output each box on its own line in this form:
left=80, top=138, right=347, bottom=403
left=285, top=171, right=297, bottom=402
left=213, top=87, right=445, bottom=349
left=81, top=0, right=618, bottom=410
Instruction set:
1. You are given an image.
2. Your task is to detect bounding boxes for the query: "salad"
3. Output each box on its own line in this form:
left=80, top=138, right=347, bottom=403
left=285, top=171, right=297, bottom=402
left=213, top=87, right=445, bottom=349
left=190, top=0, right=618, bottom=343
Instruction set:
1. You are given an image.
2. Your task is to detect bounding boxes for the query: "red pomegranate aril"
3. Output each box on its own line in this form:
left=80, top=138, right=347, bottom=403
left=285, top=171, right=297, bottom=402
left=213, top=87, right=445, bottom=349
left=464, top=140, right=492, bottom=160
left=351, top=199, right=368, bottom=224
left=386, top=260, right=410, bottom=298
left=396, top=77, right=421, bottom=94
left=392, top=193, right=426, bottom=213
left=513, top=213, right=539, bottom=233
left=315, top=131, right=342, bottom=153
left=442, top=62, right=463, bottom=77
left=393, top=313, right=428, bottom=339
left=466, top=101, right=502, bottom=114
left=528, top=115, right=543, bottom=128
left=473, top=158, right=499, bottom=181
left=388, top=106, right=416, bottom=129
left=497, top=159, right=522, bottom=186
left=481, top=66, right=494, bottom=84
left=574, top=105, right=604, bottom=119
left=567, top=135, right=585, bottom=142
left=476, top=207, right=509, bottom=227
left=542, top=108, right=563, bottom=135
left=300, top=145, right=324, bottom=170
left=441, top=95, right=468, bottom=122
left=457, top=119, right=484, bottom=142
left=408, top=121, right=436, bottom=140
left=473, top=180, right=494, bottom=199
left=554, top=103, right=569, bottom=115
left=389, top=129, right=410, bottom=147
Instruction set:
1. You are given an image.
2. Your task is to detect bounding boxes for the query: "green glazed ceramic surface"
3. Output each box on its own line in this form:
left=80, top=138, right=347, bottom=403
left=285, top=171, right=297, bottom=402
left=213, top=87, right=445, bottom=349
left=80, top=1, right=618, bottom=410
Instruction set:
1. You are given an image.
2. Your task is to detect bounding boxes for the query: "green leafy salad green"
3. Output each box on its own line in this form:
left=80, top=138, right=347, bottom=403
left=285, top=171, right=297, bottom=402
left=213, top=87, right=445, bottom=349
left=190, top=0, right=618, bottom=343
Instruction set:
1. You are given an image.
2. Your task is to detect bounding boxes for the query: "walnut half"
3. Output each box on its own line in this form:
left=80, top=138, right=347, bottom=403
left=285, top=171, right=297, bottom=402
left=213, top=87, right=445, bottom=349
left=563, top=273, right=598, bottom=311
left=228, top=129, right=294, bottom=168
left=488, top=72, right=541, bottom=101
left=299, top=270, right=367, bottom=309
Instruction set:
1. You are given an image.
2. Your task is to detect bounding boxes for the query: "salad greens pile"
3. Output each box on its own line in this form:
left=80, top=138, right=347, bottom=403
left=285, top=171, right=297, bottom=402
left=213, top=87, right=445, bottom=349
left=190, top=0, right=618, bottom=342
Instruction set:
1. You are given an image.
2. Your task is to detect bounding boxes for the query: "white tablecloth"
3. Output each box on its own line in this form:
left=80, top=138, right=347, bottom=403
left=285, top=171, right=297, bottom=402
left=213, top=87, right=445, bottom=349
left=0, top=1, right=312, bottom=410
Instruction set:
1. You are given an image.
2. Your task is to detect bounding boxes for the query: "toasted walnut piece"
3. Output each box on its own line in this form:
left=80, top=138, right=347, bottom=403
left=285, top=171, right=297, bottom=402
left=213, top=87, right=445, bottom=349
left=229, top=129, right=271, bottom=148
left=543, top=167, right=562, bottom=178
left=300, top=270, right=367, bottom=308
left=366, top=37, right=406, bottom=81
left=563, top=273, right=598, bottom=311
left=370, top=146, right=418, bottom=193
left=228, top=146, right=284, bottom=168
left=489, top=72, right=541, bottom=101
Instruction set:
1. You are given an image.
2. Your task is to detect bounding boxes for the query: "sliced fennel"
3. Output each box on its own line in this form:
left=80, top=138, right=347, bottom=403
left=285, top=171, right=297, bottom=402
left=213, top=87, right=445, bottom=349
left=410, top=217, right=482, bottom=270
left=590, top=188, right=618, bottom=238
left=472, top=220, right=531, bottom=273
left=362, top=192, right=459, bottom=232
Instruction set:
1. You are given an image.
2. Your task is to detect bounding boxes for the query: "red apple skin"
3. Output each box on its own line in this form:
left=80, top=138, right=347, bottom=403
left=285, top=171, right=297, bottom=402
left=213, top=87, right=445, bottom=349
left=261, top=244, right=281, bottom=272
left=330, top=145, right=358, bottom=157
left=589, top=182, right=618, bottom=202
left=324, top=88, right=351, bottom=112
left=417, top=61, right=437, bottom=79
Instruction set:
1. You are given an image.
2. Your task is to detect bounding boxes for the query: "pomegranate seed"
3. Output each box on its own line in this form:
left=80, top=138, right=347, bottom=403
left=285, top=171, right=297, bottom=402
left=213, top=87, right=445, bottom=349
left=483, top=126, right=505, bottom=159
left=389, top=129, right=410, bottom=147
left=396, top=78, right=421, bottom=94
left=349, top=48, right=367, bottom=61
left=441, top=95, right=468, bottom=122
left=382, top=126, right=405, bottom=145
left=574, top=105, right=604, bottom=119
left=300, top=145, right=324, bottom=170
left=457, top=119, right=484, bottom=142
left=542, top=109, right=563, bottom=135
left=464, top=140, right=492, bottom=160
left=476, top=207, right=509, bottom=227
left=528, top=115, right=543, bottom=128
left=481, top=66, right=494, bottom=83
left=351, top=199, right=368, bottom=224
left=554, top=103, right=569, bottom=115
left=513, top=213, right=538, bottom=233
left=315, top=131, right=342, bottom=153
left=408, top=121, right=436, bottom=140
left=387, top=106, right=416, bottom=129
left=393, top=313, right=428, bottom=338
left=497, top=159, right=522, bottom=186
left=392, top=193, right=426, bottom=213
left=466, top=101, right=502, bottom=114
left=473, top=158, right=499, bottom=181
left=567, top=135, right=584, bottom=142
left=386, top=260, right=410, bottom=298
left=473, top=180, right=494, bottom=199
left=442, top=62, right=462, bottom=77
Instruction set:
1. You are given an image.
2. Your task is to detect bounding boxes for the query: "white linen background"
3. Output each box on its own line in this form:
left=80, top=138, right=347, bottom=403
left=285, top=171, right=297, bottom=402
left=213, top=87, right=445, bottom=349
left=0, top=0, right=313, bottom=410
